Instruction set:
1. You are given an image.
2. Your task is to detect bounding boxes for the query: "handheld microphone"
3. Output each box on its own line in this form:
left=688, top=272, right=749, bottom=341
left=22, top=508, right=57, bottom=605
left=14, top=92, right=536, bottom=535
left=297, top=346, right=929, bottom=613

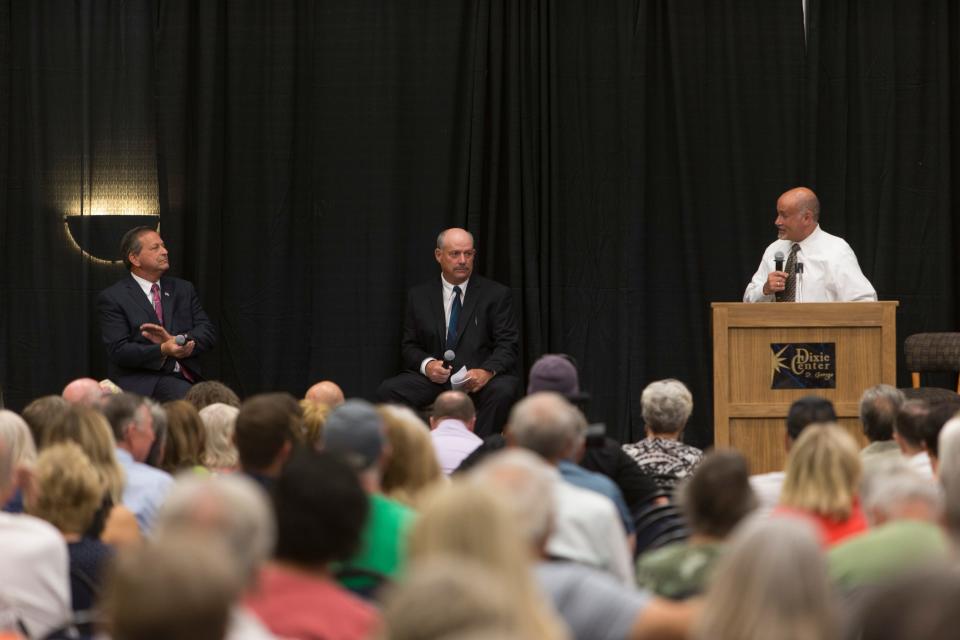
left=774, top=251, right=784, bottom=272
left=443, top=349, right=456, bottom=369
left=174, top=334, right=193, bottom=346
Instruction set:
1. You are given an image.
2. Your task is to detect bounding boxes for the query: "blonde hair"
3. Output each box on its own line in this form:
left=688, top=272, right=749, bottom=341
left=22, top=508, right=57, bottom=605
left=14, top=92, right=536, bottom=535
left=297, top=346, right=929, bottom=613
left=779, top=423, right=861, bottom=521
left=161, top=400, right=206, bottom=473
left=409, top=483, right=568, bottom=640
left=44, top=406, right=125, bottom=502
left=28, top=442, right=104, bottom=534
left=695, top=516, right=837, bottom=640
left=299, top=399, right=330, bottom=447
left=379, top=405, right=445, bottom=508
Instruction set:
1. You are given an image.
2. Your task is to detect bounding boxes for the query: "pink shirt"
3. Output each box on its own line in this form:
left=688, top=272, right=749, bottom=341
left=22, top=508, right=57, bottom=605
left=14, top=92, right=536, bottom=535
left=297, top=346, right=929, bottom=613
left=430, top=419, right=483, bottom=474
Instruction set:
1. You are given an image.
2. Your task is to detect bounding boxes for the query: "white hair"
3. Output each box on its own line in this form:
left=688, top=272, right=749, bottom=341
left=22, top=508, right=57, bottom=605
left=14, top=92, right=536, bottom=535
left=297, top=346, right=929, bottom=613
left=469, top=449, right=556, bottom=546
left=198, top=403, right=240, bottom=468
left=506, top=392, right=586, bottom=461
left=861, top=458, right=943, bottom=526
left=641, top=379, right=693, bottom=434
left=0, top=410, right=36, bottom=494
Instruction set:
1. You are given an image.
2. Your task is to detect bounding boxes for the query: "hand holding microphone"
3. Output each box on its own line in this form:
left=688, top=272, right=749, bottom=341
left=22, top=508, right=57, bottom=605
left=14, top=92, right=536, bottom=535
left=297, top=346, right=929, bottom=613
left=763, top=250, right=790, bottom=295
left=426, top=350, right=455, bottom=384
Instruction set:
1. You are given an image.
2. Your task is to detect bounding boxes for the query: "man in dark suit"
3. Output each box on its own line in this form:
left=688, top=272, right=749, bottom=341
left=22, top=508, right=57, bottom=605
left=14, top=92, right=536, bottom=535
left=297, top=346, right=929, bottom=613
left=97, top=226, right=216, bottom=401
left=378, top=228, right=519, bottom=437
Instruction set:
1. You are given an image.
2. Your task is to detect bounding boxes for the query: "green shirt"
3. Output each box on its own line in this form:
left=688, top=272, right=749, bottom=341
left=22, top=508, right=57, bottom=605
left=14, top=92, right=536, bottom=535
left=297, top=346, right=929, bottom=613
left=635, top=542, right=723, bottom=600
left=337, top=493, right=415, bottom=592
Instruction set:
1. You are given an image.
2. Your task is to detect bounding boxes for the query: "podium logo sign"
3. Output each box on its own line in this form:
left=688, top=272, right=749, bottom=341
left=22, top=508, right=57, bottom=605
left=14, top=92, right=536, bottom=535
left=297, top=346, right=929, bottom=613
left=771, top=343, right=836, bottom=389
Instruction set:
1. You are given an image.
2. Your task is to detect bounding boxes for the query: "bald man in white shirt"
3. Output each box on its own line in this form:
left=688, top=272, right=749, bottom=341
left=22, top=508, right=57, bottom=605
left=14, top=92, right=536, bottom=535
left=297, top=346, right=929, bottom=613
left=744, top=187, right=877, bottom=303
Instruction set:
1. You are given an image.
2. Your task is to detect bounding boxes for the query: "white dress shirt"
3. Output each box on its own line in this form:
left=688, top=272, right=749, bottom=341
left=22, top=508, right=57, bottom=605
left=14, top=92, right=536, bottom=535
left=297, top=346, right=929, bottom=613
left=420, top=275, right=471, bottom=374
left=743, top=225, right=877, bottom=303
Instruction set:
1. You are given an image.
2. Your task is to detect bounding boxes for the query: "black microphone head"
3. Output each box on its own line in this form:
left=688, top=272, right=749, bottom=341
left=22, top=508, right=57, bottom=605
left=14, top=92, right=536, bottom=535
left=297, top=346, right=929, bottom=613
left=175, top=334, right=186, bottom=346
left=443, top=349, right=456, bottom=363
left=774, top=250, right=784, bottom=271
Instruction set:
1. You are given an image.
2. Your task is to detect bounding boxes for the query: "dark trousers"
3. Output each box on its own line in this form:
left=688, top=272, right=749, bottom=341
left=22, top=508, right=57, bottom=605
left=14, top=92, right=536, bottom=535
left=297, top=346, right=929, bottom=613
left=153, top=373, right=193, bottom=402
left=377, top=371, right=519, bottom=438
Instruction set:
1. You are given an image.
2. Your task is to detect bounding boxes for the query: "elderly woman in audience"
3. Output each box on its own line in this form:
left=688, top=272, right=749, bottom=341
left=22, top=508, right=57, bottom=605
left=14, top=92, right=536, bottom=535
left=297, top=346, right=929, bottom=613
left=161, top=400, right=208, bottom=475
left=19, top=395, right=69, bottom=451
left=184, top=380, right=242, bottom=410
left=199, top=403, right=241, bottom=473
left=379, top=404, right=446, bottom=508
left=407, top=480, right=568, bottom=639
left=43, top=406, right=140, bottom=545
left=0, top=409, right=37, bottom=513
left=622, top=379, right=703, bottom=491
left=695, top=516, right=838, bottom=640
left=775, top=423, right=867, bottom=546
left=26, top=442, right=114, bottom=614
left=636, top=449, right=757, bottom=599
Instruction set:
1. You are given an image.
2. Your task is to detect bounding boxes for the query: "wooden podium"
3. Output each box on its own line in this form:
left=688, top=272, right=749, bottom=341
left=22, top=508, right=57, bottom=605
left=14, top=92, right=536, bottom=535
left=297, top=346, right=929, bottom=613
left=712, top=302, right=897, bottom=474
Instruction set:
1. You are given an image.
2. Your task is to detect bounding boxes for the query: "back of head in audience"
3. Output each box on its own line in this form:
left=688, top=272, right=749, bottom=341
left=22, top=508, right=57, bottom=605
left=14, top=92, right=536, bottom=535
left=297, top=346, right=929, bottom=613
left=860, top=459, right=944, bottom=527
left=780, top=423, right=861, bottom=521
left=323, top=399, right=387, bottom=480
left=198, top=403, right=240, bottom=470
left=184, top=380, right=241, bottom=411
left=62, top=377, right=107, bottom=407
left=641, top=379, right=693, bottom=436
left=894, top=399, right=930, bottom=454
left=855, top=567, right=960, bottom=640
left=44, top=405, right=124, bottom=503
left=154, top=474, right=275, bottom=584
left=505, top=392, right=585, bottom=464
left=0, top=418, right=17, bottom=500
left=680, top=449, right=757, bottom=539
left=272, top=448, right=368, bottom=568
left=936, top=416, right=960, bottom=545
left=161, top=400, right=207, bottom=473
left=26, top=441, right=103, bottom=535
left=923, top=399, right=960, bottom=469
left=380, top=405, right=444, bottom=508
left=101, top=534, right=241, bottom=640
left=786, top=396, right=836, bottom=442
left=430, top=391, right=476, bottom=429
left=859, top=384, right=905, bottom=443
left=695, top=516, right=837, bottom=640
left=234, top=393, right=301, bottom=476
left=298, top=398, right=330, bottom=447
left=0, top=409, right=37, bottom=471
left=304, top=379, right=346, bottom=408
left=527, top=354, right=589, bottom=406
left=20, top=395, right=68, bottom=451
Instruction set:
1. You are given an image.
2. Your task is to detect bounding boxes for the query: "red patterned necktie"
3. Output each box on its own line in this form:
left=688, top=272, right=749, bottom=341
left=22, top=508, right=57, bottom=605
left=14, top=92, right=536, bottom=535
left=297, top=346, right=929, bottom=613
left=150, top=283, right=163, bottom=321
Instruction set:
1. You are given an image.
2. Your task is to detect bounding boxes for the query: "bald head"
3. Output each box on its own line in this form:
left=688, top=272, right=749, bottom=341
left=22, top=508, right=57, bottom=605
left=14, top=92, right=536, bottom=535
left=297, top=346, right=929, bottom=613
left=775, top=186, right=820, bottom=242
left=305, top=380, right=345, bottom=408
left=63, top=377, right=106, bottom=407
left=430, top=391, right=476, bottom=430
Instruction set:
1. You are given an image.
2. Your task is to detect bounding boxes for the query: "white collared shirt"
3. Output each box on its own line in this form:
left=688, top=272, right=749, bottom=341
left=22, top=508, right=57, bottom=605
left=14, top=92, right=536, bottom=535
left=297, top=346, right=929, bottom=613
left=131, top=271, right=161, bottom=303
left=420, top=275, right=471, bottom=374
left=743, top=225, right=877, bottom=303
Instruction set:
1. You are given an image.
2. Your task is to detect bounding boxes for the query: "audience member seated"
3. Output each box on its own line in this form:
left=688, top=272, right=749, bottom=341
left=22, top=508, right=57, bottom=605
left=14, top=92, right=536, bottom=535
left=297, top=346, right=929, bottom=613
left=244, top=448, right=379, bottom=639
left=379, top=405, right=446, bottom=509
left=102, top=393, right=174, bottom=534
left=161, top=399, right=208, bottom=475
left=774, top=423, right=868, bottom=546
left=185, top=380, right=241, bottom=410
left=304, top=379, right=345, bottom=408
left=622, top=379, right=703, bottom=492
left=428, top=390, right=483, bottom=474
left=854, top=567, right=960, bottom=640
left=0, top=410, right=36, bottom=513
left=694, top=517, right=838, bottom=640
left=893, top=399, right=933, bottom=478
left=0, top=422, right=71, bottom=639
left=935, top=415, right=960, bottom=549
left=922, top=398, right=960, bottom=475
left=636, top=449, right=757, bottom=600
left=506, top=392, right=634, bottom=584
left=199, top=403, right=241, bottom=473
left=382, top=556, right=533, bottom=640
left=829, top=460, right=947, bottom=592
left=143, top=398, right=168, bottom=468
left=859, top=384, right=906, bottom=473
left=153, top=473, right=277, bottom=640
left=324, top=400, right=415, bottom=596
left=472, top=449, right=695, bottom=640
left=526, top=354, right=660, bottom=513
left=299, top=398, right=330, bottom=449
left=43, top=405, right=140, bottom=545
left=233, top=393, right=301, bottom=492
left=19, top=395, right=68, bottom=453
left=26, top=442, right=114, bottom=614
left=101, top=534, right=241, bottom=640
left=749, top=395, right=837, bottom=514
left=407, top=481, right=568, bottom=639
left=62, top=377, right=108, bottom=407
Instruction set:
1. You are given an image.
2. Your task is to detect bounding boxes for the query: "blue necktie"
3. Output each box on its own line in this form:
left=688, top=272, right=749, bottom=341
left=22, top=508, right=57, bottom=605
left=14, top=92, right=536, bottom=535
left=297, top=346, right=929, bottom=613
left=447, top=285, right=462, bottom=347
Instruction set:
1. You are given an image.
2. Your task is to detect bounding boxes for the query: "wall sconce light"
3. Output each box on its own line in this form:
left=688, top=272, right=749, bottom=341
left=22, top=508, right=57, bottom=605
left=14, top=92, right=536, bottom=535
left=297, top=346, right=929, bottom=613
left=65, top=211, right=160, bottom=263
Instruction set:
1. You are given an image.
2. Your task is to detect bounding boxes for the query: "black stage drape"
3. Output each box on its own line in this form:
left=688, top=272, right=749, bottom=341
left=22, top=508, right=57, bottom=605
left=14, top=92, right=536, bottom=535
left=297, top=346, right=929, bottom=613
left=2, top=0, right=959, bottom=448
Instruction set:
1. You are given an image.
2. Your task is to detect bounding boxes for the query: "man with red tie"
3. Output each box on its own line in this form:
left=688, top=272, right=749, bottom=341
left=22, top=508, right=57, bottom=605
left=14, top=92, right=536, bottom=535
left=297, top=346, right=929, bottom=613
left=98, top=227, right=216, bottom=401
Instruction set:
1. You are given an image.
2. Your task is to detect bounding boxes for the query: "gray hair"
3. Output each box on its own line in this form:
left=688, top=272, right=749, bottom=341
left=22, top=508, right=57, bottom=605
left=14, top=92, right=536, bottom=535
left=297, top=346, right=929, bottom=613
left=641, top=379, right=693, bottom=434
left=861, top=459, right=943, bottom=526
left=470, top=449, right=555, bottom=546
left=436, top=228, right=475, bottom=250
left=153, top=474, right=276, bottom=583
left=505, top=392, right=586, bottom=461
left=938, top=417, right=960, bottom=543
left=198, top=403, right=240, bottom=468
left=0, top=410, right=37, bottom=468
left=859, top=384, right=905, bottom=442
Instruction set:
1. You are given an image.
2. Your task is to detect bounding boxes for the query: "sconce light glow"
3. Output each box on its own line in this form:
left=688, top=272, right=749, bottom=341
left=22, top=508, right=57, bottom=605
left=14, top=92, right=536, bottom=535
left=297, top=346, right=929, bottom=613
left=65, top=202, right=160, bottom=263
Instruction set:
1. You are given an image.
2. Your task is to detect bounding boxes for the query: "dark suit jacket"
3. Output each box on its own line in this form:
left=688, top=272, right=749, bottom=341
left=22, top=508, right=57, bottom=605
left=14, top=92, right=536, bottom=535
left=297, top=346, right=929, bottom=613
left=401, top=275, right=519, bottom=375
left=97, top=274, right=216, bottom=397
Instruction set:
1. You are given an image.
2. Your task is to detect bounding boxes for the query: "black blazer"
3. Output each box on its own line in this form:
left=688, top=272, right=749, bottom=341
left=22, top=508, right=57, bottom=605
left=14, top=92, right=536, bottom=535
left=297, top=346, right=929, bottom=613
left=97, top=274, right=216, bottom=397
left=401, top=275, right=519, bottom=375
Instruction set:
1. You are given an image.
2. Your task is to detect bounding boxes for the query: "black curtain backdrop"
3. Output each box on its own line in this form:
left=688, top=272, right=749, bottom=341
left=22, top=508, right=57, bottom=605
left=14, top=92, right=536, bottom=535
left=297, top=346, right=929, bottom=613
left=2, top=0, right=959, bottom=448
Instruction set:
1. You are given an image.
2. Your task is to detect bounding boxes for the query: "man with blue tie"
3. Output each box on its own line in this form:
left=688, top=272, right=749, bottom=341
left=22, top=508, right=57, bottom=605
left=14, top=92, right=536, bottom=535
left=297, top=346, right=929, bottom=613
left=98, top=227, right=216, bottom=401
left=378, top=228, right=520, bottom=437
